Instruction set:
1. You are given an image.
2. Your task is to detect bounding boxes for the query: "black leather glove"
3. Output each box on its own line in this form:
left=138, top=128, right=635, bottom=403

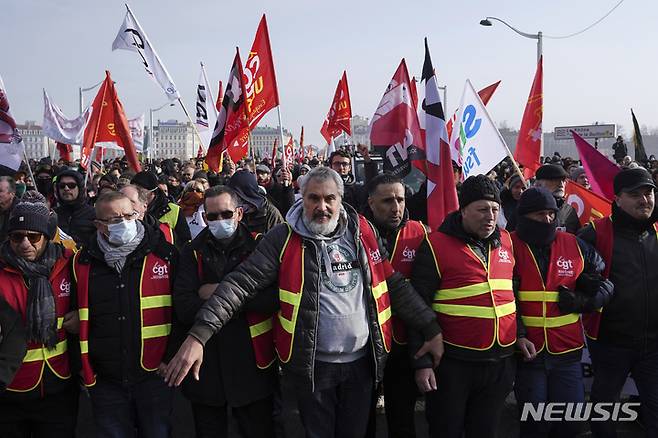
left=558, top=286, right=585, bottom=314
left=576, top=272, right=604, bottom=296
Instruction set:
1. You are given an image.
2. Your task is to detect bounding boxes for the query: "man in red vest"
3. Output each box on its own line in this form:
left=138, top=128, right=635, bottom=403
left=512, top=187, right=613, bottom=437
left=172, top=185, right=278, bottom=437
left=364, top=173, right=428, bottom=438
left=411, top=175, right=516, bottom=438
left=0, top=191, right=78, bottom=436
left=165, top=166, right=443, bottom=438
left=578, top=168, right=658, bottom=437
left=72, top=191, right=177, bottom=438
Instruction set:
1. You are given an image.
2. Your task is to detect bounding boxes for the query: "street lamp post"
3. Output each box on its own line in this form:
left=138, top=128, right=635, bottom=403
left=78, top=79, right=105, bottom=116
left=149, top=103, right=175, bottom=161
left=479, top=17, right=542, bottom=63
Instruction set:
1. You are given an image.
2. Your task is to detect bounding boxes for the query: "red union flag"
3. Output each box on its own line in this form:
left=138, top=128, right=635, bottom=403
left=320, top=71, right=352, bottom=143
left=81, top=71, right=141, bottom=172
left=565, top=180, right=611, bottom=226
left=244, top=14, right=280, bottom=128
left=514, top=57, right=543, bottom=178
left=207, top=49, right=250, bottom=170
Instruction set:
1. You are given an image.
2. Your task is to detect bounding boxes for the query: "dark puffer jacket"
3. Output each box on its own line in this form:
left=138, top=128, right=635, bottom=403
left=54, top=169, right=96, bottom=246
left=189, top=205, right=439, bottom=391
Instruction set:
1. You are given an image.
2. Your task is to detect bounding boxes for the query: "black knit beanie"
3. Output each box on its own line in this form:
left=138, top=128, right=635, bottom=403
left=517, top=187, right=558, bottom=216
left=459, top=175, right=501, bottom=209
left=8, top=191, right=51, bottom=236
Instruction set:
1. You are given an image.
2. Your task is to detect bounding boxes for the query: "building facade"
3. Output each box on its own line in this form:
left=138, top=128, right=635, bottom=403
left=152, top=119, right=196, bottom=160
left=16, top=121, right=56, bottom=160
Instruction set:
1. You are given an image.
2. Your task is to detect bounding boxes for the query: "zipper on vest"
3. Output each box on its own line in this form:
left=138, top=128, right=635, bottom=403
left=309, top=240, right=320, bottom=394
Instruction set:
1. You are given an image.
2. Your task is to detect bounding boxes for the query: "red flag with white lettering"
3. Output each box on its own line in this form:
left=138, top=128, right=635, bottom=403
left=81, top=71, right=141, bottom=172
left=244, top=15, right=280, bottom=128
left=565, top=180, right=611, bottom=226
left=514, top=57, right=543, bottom=178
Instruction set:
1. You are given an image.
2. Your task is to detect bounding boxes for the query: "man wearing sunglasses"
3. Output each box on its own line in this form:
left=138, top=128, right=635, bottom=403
left=53, top=168, right=96, bottom=247
left=71, top=191, right=178, bottom=438
left=172, top=185, right=278, bottom=437
left=0, top=191, right=78, bottom=436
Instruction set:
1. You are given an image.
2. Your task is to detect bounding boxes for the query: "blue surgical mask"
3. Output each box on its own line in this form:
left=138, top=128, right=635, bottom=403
left=208, top=219, right=236, bottom=240
left=107, top=219, right=138, bottom=245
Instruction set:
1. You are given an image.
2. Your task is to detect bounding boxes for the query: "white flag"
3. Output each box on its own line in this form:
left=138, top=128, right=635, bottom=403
left=0, top=74, right=24, bottom=171
left=451, top=79, right=509, bottom=180
left=195, top=66, right=210, bottom=132
left=128, top=115, right=144, bottom=152
left=112, top=7, right=180, bottom=101
left=42, top=90, right=92, bottom=145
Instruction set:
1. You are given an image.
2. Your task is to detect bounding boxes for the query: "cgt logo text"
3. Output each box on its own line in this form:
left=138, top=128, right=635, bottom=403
left=152, top=262, right=169, bottom=279
left=521, top=402, right=640, bottom=422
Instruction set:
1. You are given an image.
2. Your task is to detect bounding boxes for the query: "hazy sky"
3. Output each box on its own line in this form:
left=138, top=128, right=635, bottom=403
left=2, top=0, right=650, bottom=147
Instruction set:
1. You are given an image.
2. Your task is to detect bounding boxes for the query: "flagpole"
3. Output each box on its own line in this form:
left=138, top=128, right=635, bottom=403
left=177, top=98, right=207, bottom=155
left=276, top=106, right=285, bottom=161
left=84, top=144, right=97, bottom=187
left=22, top=149, right=36, bottom=188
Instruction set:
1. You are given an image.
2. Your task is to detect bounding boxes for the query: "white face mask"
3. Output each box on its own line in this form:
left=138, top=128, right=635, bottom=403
left=208, top=219, right=237, bottom=240
left=107, top=219, right=138, bottom=245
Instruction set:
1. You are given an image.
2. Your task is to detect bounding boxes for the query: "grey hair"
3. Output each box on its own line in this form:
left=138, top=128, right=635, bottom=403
left=204, top=185, right=239, bottom=209
left=0, top=176, right=16, bottom=194
left=299, top=166, right=344, bottom=198
left=121, top=184, right=149, bottom=204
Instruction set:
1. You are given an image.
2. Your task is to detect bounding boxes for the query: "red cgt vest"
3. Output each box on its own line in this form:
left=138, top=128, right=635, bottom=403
left=512, top=231, right=585, bottom=354
left=275, top=215, right=394, bottom=363
left=159, top=222, right=174, bottom=245
left=388, top=220, right=427, bottom=345
left=193, top=238, right=275, bottom=370
left=73, top=250, right=172, bottom=386
left=427, top=229, right=517, bottom=350
left=0, top=250, right=73, bottom=392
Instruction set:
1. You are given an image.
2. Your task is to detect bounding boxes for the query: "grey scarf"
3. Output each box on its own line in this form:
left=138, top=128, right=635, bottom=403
left=96, top=221, right=145, bottom=272
left=1, top=241, right=62, bottom=349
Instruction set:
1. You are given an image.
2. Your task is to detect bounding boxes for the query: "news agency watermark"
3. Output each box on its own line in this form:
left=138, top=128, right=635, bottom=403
left=521, top=402, right=641, bottom=422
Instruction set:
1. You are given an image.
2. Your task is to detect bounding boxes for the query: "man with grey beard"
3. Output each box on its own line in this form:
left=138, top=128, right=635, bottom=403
left=165, top=166, right=443, bottom=438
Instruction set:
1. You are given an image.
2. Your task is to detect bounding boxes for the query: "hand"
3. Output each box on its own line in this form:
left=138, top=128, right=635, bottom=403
left=62, top=311, right=79, bottom=334
left=198, top=283, right=219, bottom=300
left=415, top=368, right=437, bottom=393
left=557, top=286, right=582, bottom=314
left=157, top=362, right=167, bottom=377
left=516, top=337, right=537, bottom=362
left=576, top=272, right=604, bottom=296
left=357, top=144, right=371, bottom=162
left=224, top=153, right=236, bottom=176
left=163, top=335, right=204, bottom=387
left=414, top=333, right=444, bottom=367
left=280, top=167, right=292, bottom=186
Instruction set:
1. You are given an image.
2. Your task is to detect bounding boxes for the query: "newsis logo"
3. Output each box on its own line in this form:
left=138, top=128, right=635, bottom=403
left=521, top=402, right=640, bottom=422
left=152, top=262, right=169, bottom=279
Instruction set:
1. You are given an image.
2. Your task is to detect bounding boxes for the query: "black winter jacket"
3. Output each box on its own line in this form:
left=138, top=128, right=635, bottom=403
left=263, top=181, right=294, bottom=217
left=148, top=189, right=192, bottom=247
left=556, top=198, right=581, bottom=234
left=410, top=211, right=515, bottom=366
left=172, top=225, right=278, bottom=407
left=241, top=198, right=285, bottom=234
left=0, top=295, right=26, bottom=390
left=189, top=205, right=440, bottom=392
left=74, top=221, right=177, bottom=385
left=578, top=206, right=658, bottom=353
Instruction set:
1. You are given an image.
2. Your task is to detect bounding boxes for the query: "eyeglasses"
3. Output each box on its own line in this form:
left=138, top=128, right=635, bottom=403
left=332, top=161, right=351, bottom=168
left=58, top=182, right=77, bottom=190
left=206, top=210, right=235, bottom=221
left=9, top=232, right=43, bottom=244
left=97, top=212, right=138, bottom=225
left=192, top=188, right=204, bottom=194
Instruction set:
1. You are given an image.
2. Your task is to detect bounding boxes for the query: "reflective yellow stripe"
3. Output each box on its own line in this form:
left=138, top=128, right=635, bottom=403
left=24, top=340, right=67, bottom=362
left=522, top=313, right=580, bottom=328
left=57, top=317, right=64, bottom=330
left=141, top=324, right=171, bottom=339
left=249, top=318, right=273, bottom=338
left=80, top=340, right=89, bottom=354
left=78, top=308, right=89, bottom=321
left=279, top=289, right=302, bottom=306
left=433, top=301, right=516, bottom=319
left=141, top=295, right=172, bottom=309
left=437, top=279, right=513, bottom=300
left=378, top=307, right=392, bottom=325
left=277, top=313, right=295, bottom=334
left=372, top=281, right=388, bottom=300
left=518, top=290, right=559, bottom=302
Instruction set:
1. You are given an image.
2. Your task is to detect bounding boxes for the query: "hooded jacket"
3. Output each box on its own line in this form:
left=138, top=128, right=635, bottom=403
left=189, top=200, right=439, bottom=391
left=148, top=189, right=191, bottom=247
left=54, top=169, right=96, bottom=247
